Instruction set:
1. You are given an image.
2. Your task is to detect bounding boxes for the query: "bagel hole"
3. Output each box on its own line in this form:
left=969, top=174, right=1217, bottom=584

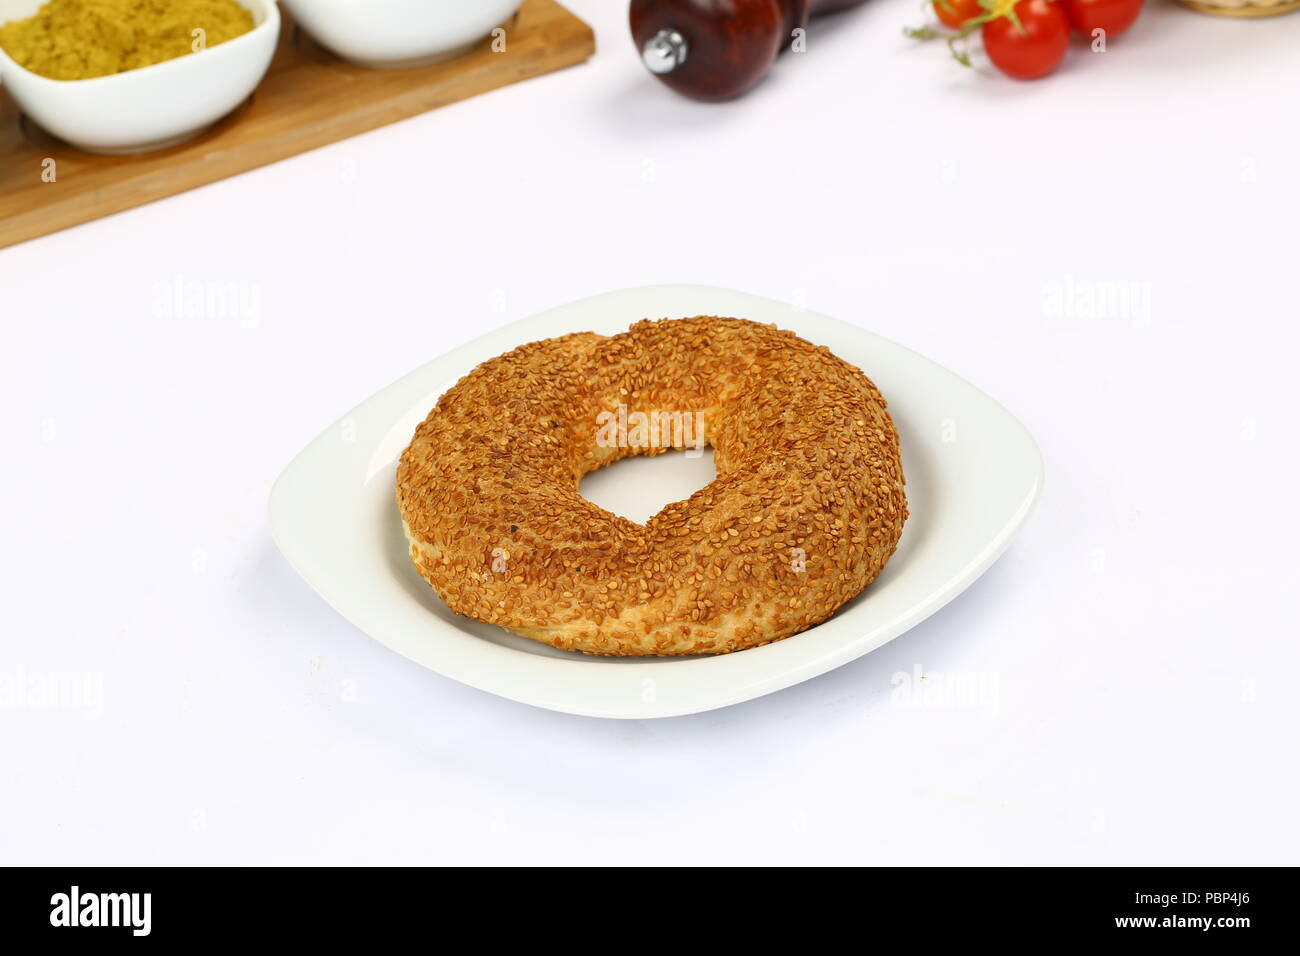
left=579, top=448, right=716, bottom=525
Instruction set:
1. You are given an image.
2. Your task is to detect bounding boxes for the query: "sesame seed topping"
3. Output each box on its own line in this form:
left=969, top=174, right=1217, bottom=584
left=396, top=316, right=907, bottom=656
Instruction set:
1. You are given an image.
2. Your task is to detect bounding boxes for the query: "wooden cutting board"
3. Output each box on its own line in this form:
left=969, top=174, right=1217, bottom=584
left=0, top=0, right=594, bottom=250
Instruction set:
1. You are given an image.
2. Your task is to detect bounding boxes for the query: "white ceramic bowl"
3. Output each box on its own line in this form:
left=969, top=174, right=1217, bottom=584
left=282, top=0, right=523, bottom=69
left=0, top=0, right=279, bottom=154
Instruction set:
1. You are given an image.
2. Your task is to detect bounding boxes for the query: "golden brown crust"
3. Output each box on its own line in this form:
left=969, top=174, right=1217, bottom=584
left=396, top=316, right=907, bottom=656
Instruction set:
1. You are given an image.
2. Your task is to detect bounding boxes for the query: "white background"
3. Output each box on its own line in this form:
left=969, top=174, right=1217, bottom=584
left=2, top=0, right=1298, bottom=865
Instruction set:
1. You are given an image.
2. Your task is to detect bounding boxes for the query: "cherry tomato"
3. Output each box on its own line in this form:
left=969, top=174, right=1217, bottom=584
left=934, top=0, right=984, bottom=28
left=1061, top=0, right=1144, bottom=39
left=982, top=0, right=1070, bottom=80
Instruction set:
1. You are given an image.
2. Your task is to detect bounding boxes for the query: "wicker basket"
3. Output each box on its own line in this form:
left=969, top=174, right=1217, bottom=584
left=1180, top=0, right=1300, bottom=16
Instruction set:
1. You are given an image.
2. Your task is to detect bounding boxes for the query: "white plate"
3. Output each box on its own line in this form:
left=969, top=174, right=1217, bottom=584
left=270, top=285, right=1043, bottom=719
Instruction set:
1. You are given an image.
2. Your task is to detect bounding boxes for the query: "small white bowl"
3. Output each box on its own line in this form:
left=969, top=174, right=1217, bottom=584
left=0, top=0, right=279, bottom=154
left=282, top=0, right=522, bottom=70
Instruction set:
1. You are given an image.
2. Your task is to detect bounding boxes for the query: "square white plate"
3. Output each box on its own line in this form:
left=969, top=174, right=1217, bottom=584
left=269, top=285, right=1043, bottom=718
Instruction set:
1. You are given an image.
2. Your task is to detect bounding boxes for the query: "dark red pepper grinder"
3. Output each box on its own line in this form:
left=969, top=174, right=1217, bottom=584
left=630, top=0, right=868, bottom=101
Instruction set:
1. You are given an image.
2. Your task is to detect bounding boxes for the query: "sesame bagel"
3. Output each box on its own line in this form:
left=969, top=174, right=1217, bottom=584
left=396, top=316, right=907, bottom=656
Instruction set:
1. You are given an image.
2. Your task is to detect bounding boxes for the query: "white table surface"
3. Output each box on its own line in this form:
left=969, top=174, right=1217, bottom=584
left=2, top=0, right=1297, bottom=866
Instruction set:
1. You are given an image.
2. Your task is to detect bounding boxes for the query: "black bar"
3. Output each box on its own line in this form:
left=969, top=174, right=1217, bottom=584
left=0, top=867, right=1287, bottom=942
